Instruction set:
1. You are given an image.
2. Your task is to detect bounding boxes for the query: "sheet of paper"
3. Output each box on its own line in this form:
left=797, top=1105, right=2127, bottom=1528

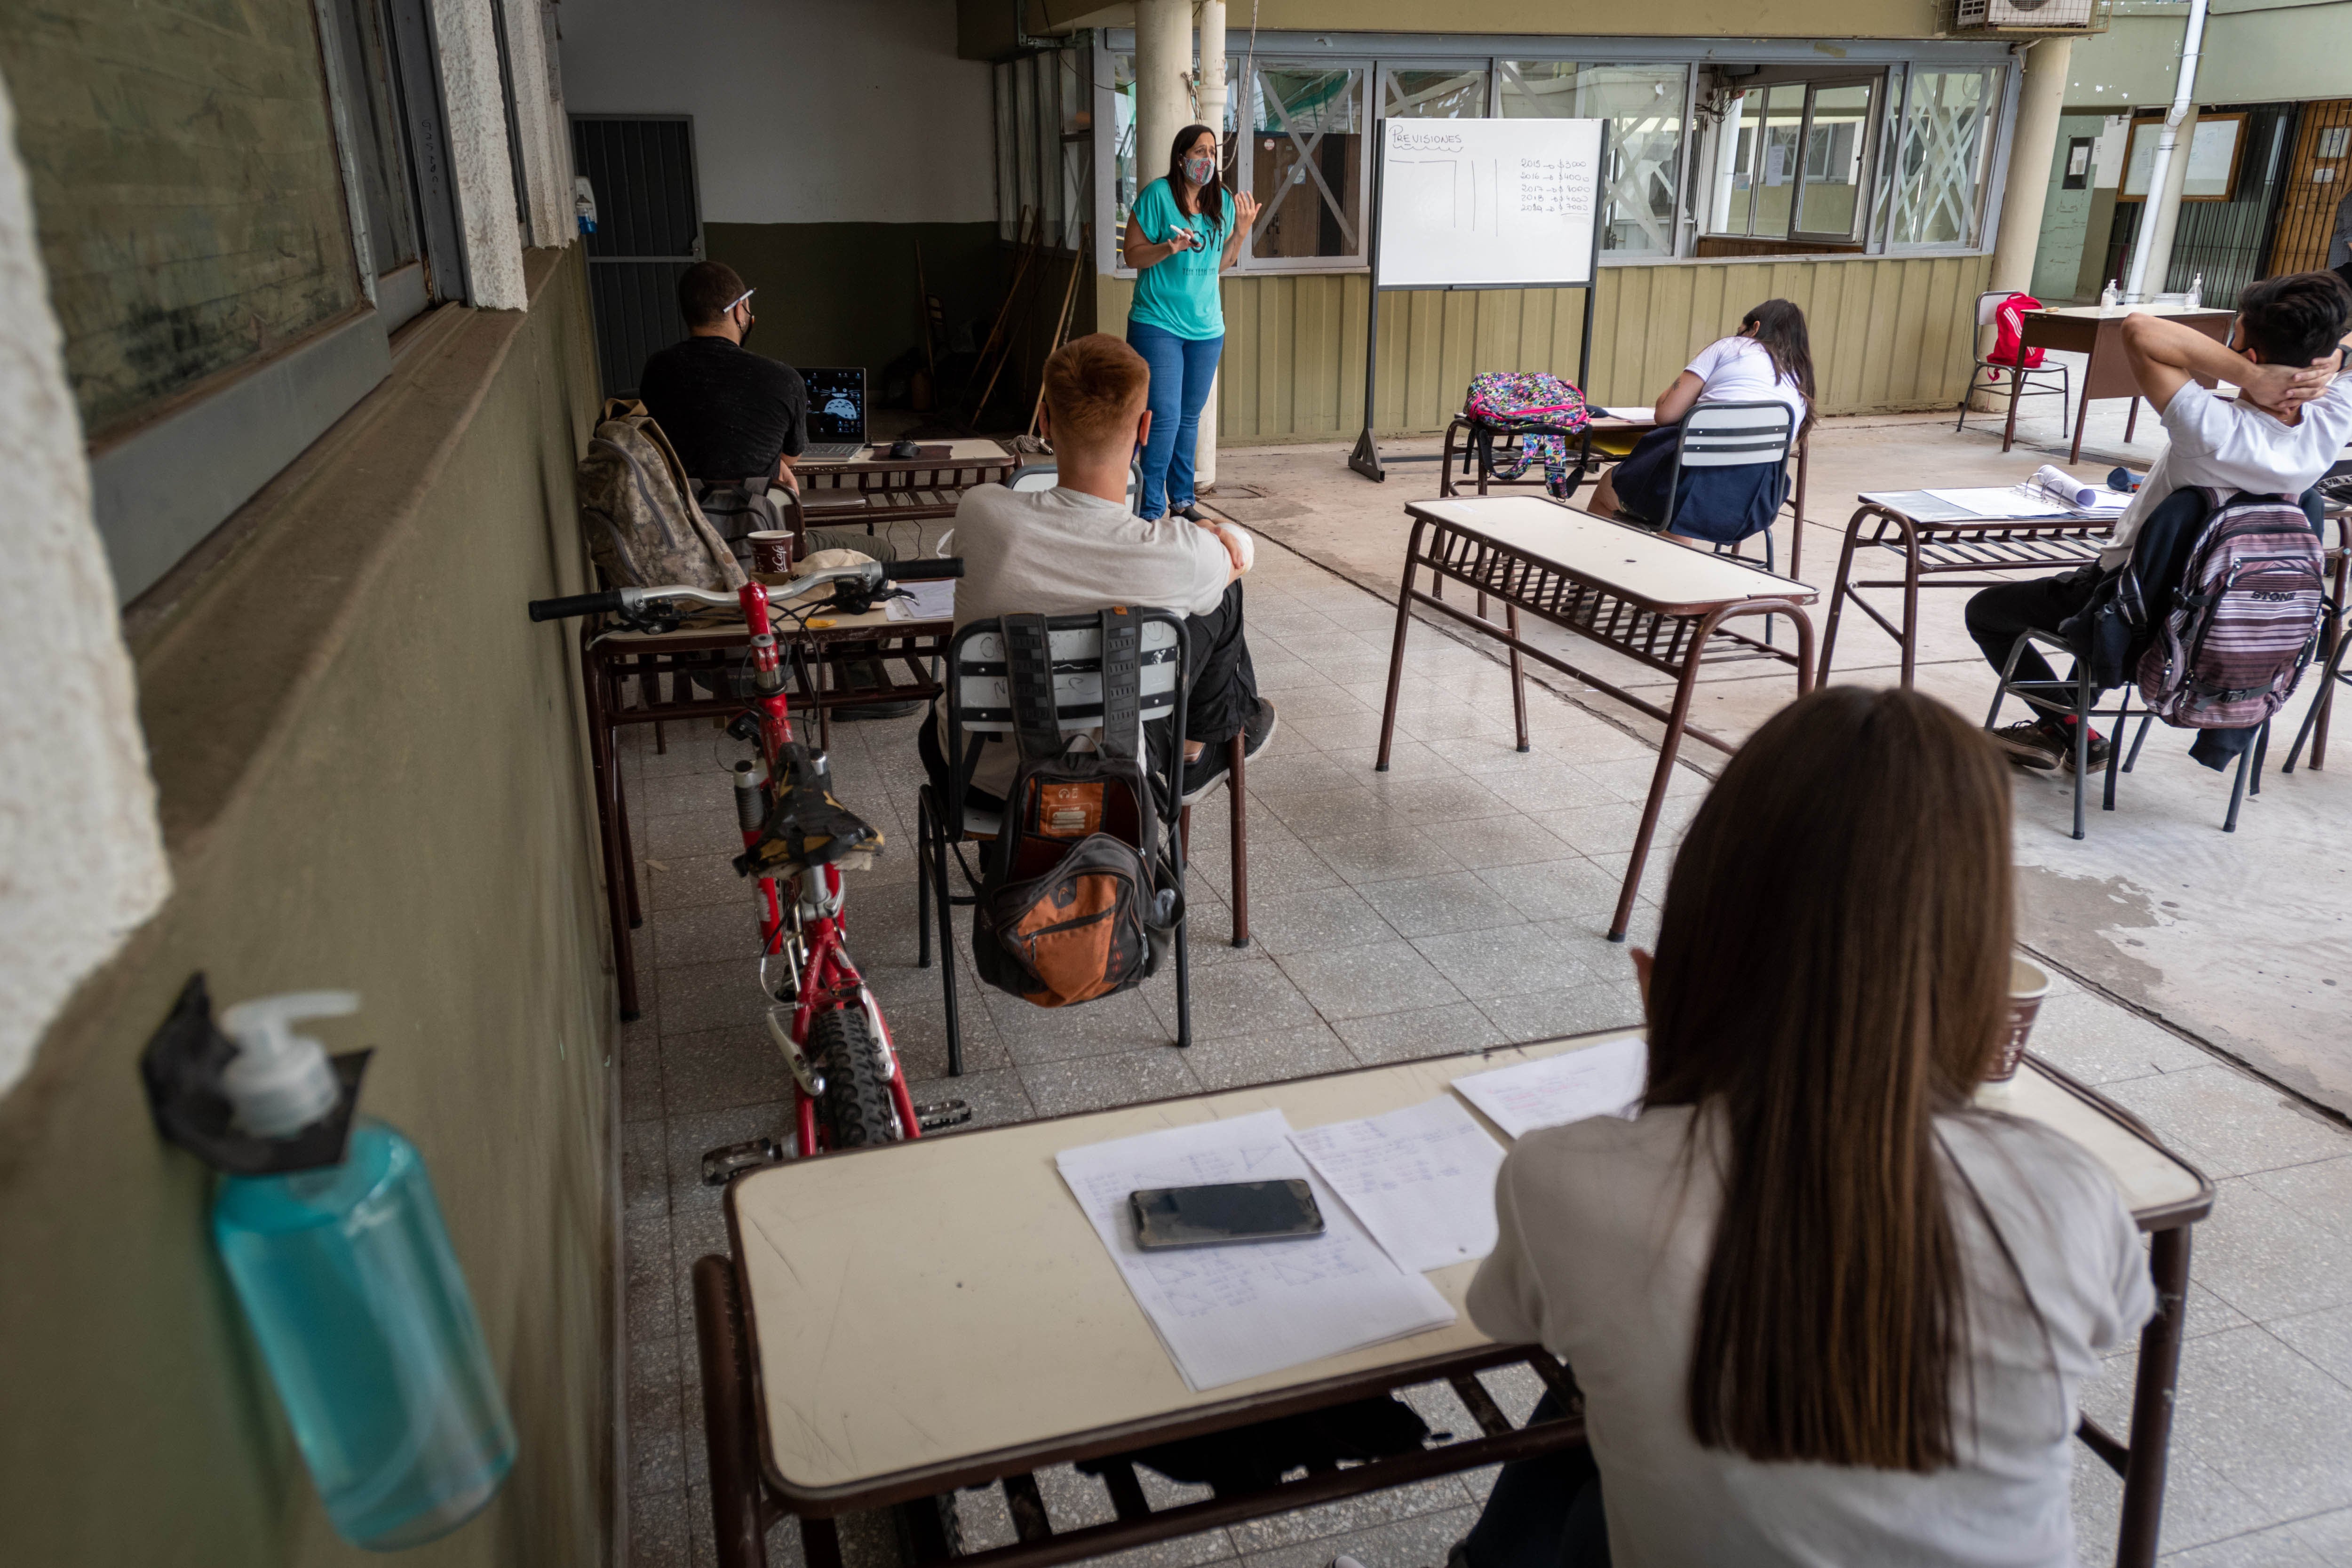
left=1289, top=1097, right=1507, bottom=1273
left=1054, top=1111, right=1456, bottom=1391
left=1923, top=486, right=2080, bottom=519
left=883, top=579, right=956, bottom=620
left=1452, top=1035, right=1648, bottom=1139
left=1598, top=405, right=1655, bottom=422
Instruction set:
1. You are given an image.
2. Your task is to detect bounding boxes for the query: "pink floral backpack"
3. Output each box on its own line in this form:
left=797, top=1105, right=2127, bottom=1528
left=1463, top=371, right=1592, bottom=497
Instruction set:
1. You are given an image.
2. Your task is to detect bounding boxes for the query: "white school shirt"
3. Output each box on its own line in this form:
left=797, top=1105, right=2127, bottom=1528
left=2101, top=375, right=2352, bottom=567
left=1685, top=335, right=1810, bottom=428
left=939, top=483, right=1238, bottom=797
left=1468, top=1103, right=2153, bottom=1568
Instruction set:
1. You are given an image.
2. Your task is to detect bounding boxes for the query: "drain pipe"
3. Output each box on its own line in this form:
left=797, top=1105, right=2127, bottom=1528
left=2123, top=0, right=2208, bottom=302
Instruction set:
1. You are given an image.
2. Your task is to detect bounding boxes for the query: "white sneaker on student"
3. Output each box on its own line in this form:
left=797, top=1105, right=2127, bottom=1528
left=1330, top=1556, right=1371, bottom=1568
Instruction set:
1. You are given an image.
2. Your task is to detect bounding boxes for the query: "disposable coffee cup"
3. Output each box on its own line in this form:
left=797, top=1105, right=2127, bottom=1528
left=748, top=531, right=795, bottom=575
left=1986, top=957, right=2052, bottom=1083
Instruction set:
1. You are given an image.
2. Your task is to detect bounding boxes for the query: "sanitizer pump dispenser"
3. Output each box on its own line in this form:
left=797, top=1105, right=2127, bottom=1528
left=208, top=993, right=516, bottom=1550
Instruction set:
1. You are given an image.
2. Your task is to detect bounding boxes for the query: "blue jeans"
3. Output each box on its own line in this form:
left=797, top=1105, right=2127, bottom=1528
left=1126, top=318, right=1224, bottom=518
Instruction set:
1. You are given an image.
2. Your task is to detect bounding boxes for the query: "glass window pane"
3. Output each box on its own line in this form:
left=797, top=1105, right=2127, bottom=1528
left=331, top=0, right=417, bottom=272
left=1250, top=64, right=1365, bottom=262
left=1868, top=63, right=1907, bottom=246
left=1751, top=82, right=1806, bottom=239
left=1112, top=52, right=1138, bottom=253
left=1385, top=67, right=1487, bottom=120
left=1502, top=62, right=1686, bottom=255
left=1796, top=81, right=1873, bottom=238
left=1891, top=68, right=1992, bottom=247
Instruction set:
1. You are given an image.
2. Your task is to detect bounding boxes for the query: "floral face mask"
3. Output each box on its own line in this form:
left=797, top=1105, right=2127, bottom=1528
left=1184, top=151, right=1216, bottom=186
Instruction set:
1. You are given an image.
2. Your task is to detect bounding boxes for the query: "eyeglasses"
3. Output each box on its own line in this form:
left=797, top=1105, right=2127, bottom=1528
left=724, top=287, right=755, bottom=315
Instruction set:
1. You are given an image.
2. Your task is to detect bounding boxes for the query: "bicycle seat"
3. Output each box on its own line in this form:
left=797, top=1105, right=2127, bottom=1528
left=732, top=745, right=883, bottom=879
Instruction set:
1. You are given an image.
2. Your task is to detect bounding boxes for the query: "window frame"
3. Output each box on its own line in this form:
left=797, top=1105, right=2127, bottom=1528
left=1237, top=55, right=1376, bottom=274
left=1092, top=29, right=2012, bottom=277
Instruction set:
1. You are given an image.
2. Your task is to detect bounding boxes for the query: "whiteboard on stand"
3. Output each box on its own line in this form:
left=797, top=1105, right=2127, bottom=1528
left=1374, top=118, right=1605, bottom=290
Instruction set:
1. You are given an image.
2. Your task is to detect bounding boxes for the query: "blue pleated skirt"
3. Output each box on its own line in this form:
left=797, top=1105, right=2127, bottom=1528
left=1609, top=424, right=1789, bottom=545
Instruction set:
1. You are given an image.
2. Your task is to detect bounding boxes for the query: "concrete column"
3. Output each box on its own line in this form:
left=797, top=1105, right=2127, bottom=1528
left=1132, top=0, right=1191, bottom=215
left=1976, top=38, right=2072, bottom=408
left=1195, top=1, right=1224, bottom=493
left=0, top=68, right=171, bottom=1098
left=2134, top=106, right=2199, bottom=300
left=1990, top=39, right=2073, bottom=299
left=429, top=0, right=528, bottom=308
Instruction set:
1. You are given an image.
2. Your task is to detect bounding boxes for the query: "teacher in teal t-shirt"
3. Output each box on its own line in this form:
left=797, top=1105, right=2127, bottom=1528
left=1122, top=123, right=1258, bottom=520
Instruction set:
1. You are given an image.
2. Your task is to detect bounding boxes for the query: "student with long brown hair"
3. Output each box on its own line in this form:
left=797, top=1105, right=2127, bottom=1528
left=1459, top=687, right=2153, bottom=1568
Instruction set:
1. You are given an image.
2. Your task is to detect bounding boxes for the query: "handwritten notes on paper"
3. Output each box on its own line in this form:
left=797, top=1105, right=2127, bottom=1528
left=1376, top=118, right=1605, bottom=289
left=1452, top=1036, right=1648, bottom=1139
left=1289, top=1098, right=1507, bottom=1273
left=883, top=579, right=956, bottom=621
left=1054, top=1110, right=1455, bottom=1391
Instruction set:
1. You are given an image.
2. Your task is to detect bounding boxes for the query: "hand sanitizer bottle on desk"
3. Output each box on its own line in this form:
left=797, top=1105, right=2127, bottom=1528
left=2187, top=273, right=2203, bottom=310
left=210, top=993, right=516, bottom=1550
left=2100, top=279, right=2120, bottom=313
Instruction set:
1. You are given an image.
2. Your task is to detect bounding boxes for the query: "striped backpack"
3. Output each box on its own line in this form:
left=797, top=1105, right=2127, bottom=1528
left=2130, top=488, right=2326, bottom=728
left=1463, top=371, right=1591, bottom=497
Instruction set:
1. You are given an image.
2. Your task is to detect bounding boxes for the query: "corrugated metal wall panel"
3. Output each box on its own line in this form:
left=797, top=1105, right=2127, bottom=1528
left=1098, top=255, right=1990, bottom=444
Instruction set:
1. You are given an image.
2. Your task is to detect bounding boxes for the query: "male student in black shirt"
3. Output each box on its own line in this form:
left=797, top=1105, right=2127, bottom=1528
left=639, top=261, right=913, bottom=716
left=639, top=261, right=812, bottom=493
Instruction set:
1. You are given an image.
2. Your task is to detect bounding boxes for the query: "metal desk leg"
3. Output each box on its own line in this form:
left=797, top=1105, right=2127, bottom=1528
left=1790, top=438, right=1809, bottom=584
left=1814, top=508, right=1874, bottom=683
left=1506, top=603, right=1531, bottom=753
left=2002, top=366, right=2023, bottom=454
left=2070, top=377, right=2092, bottom=465
left=1898, top=517, right=1925, bottom=690
left=692, top=1255, right=774, bottom=1568
left=1227, top=733, right=1251, bottom=948
left=2116, top=1226, right=2193, bottom=1568
left=1609, top=617, right=1714, bottom=942
left=1375, top=522, right=1426, bottom=771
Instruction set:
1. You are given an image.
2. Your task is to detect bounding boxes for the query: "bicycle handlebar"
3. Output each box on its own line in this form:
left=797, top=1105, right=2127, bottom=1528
left=527, top=589, right=624, bottom=622
left=526, top=559, right=965, bottom=623
left=882, top=558, right=965, bottom=581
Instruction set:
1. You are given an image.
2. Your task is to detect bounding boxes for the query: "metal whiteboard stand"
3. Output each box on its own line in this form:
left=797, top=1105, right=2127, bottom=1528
left=1348, top=123, right=1608, bottom=484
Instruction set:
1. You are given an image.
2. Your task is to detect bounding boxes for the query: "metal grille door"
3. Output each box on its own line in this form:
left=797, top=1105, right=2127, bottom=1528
left=572, top=116, right=703, bottom=398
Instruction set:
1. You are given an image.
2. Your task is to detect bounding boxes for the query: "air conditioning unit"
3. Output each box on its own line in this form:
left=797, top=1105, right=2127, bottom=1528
left=1955, top=0, right=2096, bottom=27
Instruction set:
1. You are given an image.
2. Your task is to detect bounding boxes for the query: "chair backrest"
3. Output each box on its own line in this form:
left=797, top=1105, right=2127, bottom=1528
left=1675, top=400, right=1796, bottom=470
left=939, top=610, right=1189, bottom=838
left=1975, top=289, right=2009, bottom=327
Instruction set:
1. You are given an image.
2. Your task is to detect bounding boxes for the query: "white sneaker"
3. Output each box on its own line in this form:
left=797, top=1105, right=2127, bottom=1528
left=1331, top=1557, right=1371, bottom=1568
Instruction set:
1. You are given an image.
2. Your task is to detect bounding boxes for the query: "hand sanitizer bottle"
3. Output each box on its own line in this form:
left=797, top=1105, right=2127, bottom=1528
left=2187, top=272, right=2203, bottom=310
left=210, top=993, right=516, bottom=1549
left=2100, top=279, right=2120, bottom=313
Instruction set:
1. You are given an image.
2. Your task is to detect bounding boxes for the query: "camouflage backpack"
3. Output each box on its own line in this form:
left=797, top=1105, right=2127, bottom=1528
left=576, top=399, right=745, bottom=592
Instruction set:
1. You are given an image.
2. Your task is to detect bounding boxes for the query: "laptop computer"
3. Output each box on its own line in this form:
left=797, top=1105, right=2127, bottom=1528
left=801, top=367, right=868, bottom=461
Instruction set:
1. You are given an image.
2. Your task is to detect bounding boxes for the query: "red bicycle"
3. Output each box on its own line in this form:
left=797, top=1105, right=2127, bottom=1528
left=529, top=557, right=966, bottom=1162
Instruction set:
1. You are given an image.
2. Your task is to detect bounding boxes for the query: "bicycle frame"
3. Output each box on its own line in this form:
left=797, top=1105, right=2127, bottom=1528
left=731, top=579, right=922, bottom=1154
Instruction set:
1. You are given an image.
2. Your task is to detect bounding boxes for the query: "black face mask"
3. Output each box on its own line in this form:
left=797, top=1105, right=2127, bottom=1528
left=737, top=317, right=756, bottom=350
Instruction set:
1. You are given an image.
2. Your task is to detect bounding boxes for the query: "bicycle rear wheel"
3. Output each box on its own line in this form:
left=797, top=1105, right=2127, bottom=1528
left=811, top=1006, right=900, bottom=1149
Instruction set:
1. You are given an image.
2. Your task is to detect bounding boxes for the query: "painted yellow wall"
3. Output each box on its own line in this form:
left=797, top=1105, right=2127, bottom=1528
left=1102, top=254, right=1994, bottom=443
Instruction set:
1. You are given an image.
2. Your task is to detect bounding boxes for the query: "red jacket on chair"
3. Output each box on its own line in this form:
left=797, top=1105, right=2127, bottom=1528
left=1985, top=292, right=2048, bottom=373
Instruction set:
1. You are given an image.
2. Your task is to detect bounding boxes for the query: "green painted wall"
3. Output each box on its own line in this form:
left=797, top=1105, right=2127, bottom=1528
left=2035, top=114, right=2111, bottom=303
left=703, top=221, right=1001, bottom=391
left=0, top=249, right=614, bottom=1568
left=1099, top=253, right=1994, bottom=444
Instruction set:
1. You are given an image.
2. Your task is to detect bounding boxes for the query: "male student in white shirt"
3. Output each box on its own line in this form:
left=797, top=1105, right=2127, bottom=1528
left=1966, top=271, right=2352, bottom=772
left=925, top=334, right=1277, bottom=808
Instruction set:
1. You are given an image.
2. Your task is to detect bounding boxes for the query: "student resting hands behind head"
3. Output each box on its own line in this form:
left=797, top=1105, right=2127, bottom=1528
left=1456, top=687, right=2152, bottom=1568
left=1591, top=300, right=1813, bottom=547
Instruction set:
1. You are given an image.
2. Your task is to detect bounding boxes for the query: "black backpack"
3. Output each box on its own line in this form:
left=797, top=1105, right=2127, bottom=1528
left=970, top=611, right=1184, bottom=1008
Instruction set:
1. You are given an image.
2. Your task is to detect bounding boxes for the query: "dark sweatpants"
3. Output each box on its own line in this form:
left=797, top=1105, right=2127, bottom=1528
left=1963, top=563, right=2106, bottom=700
left=1184, top=579, right=1260, bottom=748
left=1459, top=1393, right=1610, bottom=1568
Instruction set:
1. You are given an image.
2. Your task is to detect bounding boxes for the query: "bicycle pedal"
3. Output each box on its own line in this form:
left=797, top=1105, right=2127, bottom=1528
left=914, top=1099, right=972, bottom=1131
left=701, top=1136, right=787, bottom=1186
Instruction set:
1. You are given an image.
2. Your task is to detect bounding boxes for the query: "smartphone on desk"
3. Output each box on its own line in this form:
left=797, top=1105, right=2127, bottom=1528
left=1130, top=1179, right=1324, bottom=1250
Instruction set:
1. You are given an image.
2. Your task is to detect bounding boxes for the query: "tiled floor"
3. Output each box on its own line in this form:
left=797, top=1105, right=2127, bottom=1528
left=614, top=501, right=2352, bottom=1567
